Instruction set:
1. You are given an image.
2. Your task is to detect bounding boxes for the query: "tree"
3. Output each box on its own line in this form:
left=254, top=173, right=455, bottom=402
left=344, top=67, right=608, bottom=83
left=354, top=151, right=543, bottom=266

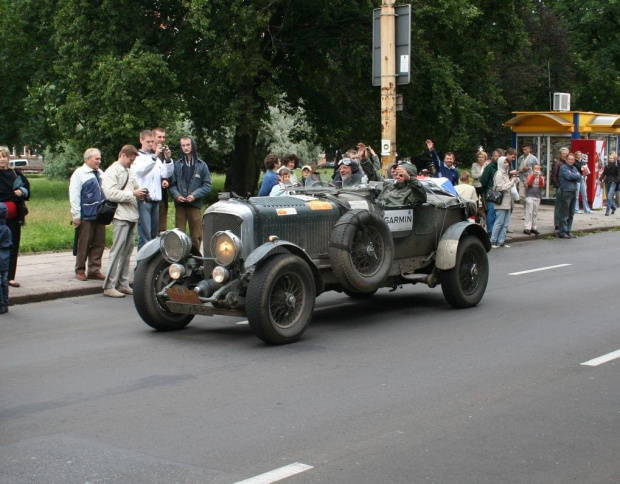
left=551, top=0, right=620, bottom=112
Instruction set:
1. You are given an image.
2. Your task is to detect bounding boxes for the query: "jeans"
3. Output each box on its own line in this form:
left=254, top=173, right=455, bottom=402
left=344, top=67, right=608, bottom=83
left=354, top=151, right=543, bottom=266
left=138, top=200, right=160, bottom=251
left=0, top=270, right=8, bottom=309
left=559, top=190, right=576, bottom=236
left=606, top=182, right=617, bottom=215
left=574, top=179, right=590, bottom=212
left=490, top=209, right=511, bottom=245
left=486, top=202, right=496, bottom=236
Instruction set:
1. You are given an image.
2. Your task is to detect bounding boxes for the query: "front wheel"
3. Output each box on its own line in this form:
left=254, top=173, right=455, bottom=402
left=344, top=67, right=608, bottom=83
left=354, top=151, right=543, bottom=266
left=246, top=254, right=316, bottom=345
left=440, top=235, right=489, bottom=308
left=134, top=254, right=194, bottom=331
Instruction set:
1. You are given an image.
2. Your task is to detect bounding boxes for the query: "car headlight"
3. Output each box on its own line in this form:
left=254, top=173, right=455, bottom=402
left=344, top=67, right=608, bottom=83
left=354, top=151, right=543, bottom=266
left=212, top=266, right=230, bottom=284
left=168, top=263, right=185, bottom=280
left=211, top=231, right=241, bottom=266
left=161, top=229, right=192, bottom=263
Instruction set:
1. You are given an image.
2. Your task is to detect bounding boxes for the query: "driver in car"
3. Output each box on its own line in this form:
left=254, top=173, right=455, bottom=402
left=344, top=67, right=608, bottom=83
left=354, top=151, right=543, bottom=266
left=333, top=158, right=363, bottom=187
left=376, top=163, right=427, bottom=207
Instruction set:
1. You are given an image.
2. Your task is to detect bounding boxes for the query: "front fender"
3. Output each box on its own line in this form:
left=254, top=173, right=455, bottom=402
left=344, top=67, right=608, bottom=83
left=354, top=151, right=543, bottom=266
left=436, top=221, right=490, bottom=270
left=136, top=237, right=161, bottom=262
left=244, top=240, right=313, bottom=271
left=244, top=240, right=323, bottom=294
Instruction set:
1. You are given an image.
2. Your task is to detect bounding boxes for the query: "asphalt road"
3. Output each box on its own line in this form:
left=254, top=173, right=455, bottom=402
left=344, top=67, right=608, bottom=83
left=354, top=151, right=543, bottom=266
left=1, top=231, right=619, bottom=484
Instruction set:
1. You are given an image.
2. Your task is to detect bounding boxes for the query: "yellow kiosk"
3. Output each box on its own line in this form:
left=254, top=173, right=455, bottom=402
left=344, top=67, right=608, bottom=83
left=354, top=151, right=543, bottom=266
left=503, top=111, right=620, bottom=198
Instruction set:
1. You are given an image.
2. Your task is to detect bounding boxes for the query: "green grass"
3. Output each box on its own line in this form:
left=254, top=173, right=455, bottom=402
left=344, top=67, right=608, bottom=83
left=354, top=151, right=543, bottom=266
left=20, top=174, right=226, bottom=253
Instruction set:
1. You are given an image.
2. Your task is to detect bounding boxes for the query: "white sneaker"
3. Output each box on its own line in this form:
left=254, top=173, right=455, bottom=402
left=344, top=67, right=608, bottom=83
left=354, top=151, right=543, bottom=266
left=491, top=244, right=500, bottom=249
left=103, top=288, right=125, bottom=298
left=117, top=286, right=133, bottom=295
left=501, top=243, right=511, bottom=248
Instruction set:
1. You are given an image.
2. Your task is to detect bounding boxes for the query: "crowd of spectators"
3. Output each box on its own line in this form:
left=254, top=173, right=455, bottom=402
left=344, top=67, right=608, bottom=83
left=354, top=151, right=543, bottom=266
left=7, top=132, right=611, bottom=305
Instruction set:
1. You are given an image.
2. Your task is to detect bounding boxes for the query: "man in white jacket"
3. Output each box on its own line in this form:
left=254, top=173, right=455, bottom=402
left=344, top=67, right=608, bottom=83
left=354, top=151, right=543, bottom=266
left=133, top=130, right=174, bottom=250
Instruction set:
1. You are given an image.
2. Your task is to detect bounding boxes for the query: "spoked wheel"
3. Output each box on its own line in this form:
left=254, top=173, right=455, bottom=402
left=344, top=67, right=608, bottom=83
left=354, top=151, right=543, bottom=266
left=351, top=224, right=385, bottom=276
left=134, top=254, right=194, bottom=331
left=246, top=254, right=316, bottom=345
left=440, top=235, right=489, bottom=308
left=329, top=210, right=393, bottom=293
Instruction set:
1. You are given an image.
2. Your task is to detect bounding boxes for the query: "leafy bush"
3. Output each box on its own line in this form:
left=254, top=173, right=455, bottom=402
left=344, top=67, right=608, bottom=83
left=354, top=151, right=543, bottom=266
left=43, top=142, right=83, bottom=180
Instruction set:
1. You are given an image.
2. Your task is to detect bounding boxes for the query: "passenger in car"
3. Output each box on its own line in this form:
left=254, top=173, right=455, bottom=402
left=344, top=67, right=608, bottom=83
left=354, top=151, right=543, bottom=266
left=269, top=167, right=294, bottom=196
left=376, top=163, right=427, bottom=208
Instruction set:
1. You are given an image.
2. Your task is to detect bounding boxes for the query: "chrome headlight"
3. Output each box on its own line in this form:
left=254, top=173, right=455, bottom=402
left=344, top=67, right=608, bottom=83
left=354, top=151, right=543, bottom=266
left=161, top=229, right=192, bottom=263
left=212, top=266, right=230, bottom=284
left=168, top=263, right=185, bottom=280
left=211, top=230, right=241, bottom=266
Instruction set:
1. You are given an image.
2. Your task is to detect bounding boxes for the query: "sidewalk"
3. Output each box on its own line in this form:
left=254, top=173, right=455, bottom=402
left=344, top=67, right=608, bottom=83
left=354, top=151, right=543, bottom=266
left=8, top=204, right=617, bottom=305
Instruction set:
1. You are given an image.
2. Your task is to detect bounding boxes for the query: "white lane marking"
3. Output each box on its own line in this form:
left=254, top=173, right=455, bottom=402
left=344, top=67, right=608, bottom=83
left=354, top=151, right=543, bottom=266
left=235, top=462, right=314, bottom=483
left=509, top=264, right=571, bottom=276
left=581, top=349, right=620, bottom=367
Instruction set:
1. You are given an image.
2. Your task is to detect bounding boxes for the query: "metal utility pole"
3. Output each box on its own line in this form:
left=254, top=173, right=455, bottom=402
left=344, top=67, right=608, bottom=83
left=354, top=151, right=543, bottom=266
left=380, top=0, right=397, bottom=173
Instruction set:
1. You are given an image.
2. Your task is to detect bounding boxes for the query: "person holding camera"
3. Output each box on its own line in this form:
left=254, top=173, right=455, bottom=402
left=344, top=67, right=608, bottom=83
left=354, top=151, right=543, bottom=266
left=524, top=164, right=545, bottom=235
left=133, top=129, right=174, bottom=251
left=102, top=145, right=147, bottom=298
left=153, top=127, right=173, bottom=232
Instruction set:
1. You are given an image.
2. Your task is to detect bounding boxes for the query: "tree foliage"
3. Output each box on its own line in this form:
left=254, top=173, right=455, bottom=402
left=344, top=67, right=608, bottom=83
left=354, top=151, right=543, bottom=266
left=0, top=0, right=618, bottom=188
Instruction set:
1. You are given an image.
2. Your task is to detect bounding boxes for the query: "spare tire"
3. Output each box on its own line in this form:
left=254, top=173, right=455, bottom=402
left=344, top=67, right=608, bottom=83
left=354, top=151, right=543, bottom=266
left=329, top=210, right=394, bottom=293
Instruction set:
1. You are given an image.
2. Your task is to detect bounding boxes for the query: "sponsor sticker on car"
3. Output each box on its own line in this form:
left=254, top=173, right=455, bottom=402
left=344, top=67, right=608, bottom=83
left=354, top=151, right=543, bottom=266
left=383, top=209, right=413, bottom=231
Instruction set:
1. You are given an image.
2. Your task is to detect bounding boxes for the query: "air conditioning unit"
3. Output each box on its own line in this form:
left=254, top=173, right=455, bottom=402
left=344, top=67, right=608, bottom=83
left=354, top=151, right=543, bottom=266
left=553, top=92, right=571, bottom=111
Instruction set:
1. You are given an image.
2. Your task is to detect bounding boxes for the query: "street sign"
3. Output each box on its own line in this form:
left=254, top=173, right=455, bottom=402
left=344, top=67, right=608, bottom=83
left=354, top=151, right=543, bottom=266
left=372, top=5, right=411, bottom=86
left=381, top=139, right=391, bottom=156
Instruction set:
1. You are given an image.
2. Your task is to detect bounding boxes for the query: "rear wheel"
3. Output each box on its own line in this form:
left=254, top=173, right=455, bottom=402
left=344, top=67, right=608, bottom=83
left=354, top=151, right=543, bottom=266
left=246, top=254, right=316, bottom=345
left=440, top=235, right=488, bottom=308
left=134, top=254, right=194, bottom=331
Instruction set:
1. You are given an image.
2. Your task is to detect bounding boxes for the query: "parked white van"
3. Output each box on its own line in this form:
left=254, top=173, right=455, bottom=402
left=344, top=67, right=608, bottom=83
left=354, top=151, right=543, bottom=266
left=9, top=158, right=44, bottom=173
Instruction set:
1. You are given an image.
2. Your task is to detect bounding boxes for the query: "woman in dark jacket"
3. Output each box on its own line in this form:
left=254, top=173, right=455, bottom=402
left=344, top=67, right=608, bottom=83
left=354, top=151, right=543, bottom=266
left=0, top=146, right=30, bottom=287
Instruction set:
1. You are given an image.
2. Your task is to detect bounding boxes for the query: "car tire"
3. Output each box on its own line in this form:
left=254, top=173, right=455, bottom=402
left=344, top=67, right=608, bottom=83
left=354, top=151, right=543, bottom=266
left=329, top=210, right=394, bottom=293
left=440, top=235, right=489, bottom=308
left=246, top=254, right=315, bottom=345
left=134, top=254, right=194, bottom=331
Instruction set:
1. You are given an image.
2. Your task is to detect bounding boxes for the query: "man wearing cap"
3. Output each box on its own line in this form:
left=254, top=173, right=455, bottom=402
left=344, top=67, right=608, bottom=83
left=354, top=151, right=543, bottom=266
left=376, top=163, right=427, bottom=207
left=301, top=165, right=320, bottom=187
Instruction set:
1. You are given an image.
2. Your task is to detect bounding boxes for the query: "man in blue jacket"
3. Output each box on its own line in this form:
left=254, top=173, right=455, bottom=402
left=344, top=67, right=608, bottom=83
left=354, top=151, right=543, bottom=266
left=69, top=148, right=106, bottom=281
left=558, top=152, right=582, bottom=239
left=169, top=137, right=212, bottom=250
left=426, top=139, right=459, bottom=185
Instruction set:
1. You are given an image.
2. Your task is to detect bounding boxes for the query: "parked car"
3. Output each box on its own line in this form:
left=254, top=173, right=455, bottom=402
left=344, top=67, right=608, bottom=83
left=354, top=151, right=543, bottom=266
left=133, top=179, right=490, bottom=345
left=9, top=158, right=44, bottom=173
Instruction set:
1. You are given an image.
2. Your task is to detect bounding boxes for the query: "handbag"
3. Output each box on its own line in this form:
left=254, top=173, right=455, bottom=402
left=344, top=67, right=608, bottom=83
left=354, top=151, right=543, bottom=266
left=486, top=188, right=503, bottom=204
left=96, top=174, right=128, bottom=225
left=96, top=200, right=118, bottom=225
